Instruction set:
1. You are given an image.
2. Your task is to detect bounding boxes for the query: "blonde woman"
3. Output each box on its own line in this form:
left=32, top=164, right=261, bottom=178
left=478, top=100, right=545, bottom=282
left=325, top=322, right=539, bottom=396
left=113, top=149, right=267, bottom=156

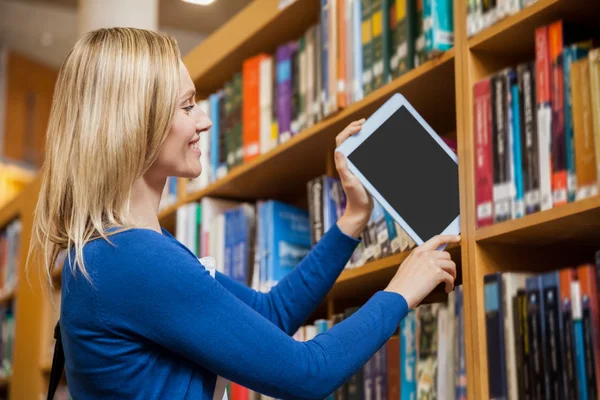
left=29, top=28, right=459, bottom=400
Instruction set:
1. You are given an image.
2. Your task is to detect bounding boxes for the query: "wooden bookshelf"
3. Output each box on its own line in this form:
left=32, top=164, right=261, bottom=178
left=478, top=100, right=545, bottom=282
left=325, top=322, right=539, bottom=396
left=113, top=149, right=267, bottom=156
left=2, top=0, right=599, bottom=399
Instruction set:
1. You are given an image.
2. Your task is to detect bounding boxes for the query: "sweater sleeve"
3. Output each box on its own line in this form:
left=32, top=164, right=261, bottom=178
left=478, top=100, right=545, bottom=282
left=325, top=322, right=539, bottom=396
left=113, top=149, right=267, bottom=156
left=93, top=233, right=409, bottom=400
left=214, top=222, right=361, bottom=335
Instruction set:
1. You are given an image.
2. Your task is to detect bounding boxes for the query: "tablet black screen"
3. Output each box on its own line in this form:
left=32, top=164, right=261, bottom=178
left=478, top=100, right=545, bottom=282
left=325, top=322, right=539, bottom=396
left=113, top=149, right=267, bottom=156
left=347, top=105, right=459, bottom=242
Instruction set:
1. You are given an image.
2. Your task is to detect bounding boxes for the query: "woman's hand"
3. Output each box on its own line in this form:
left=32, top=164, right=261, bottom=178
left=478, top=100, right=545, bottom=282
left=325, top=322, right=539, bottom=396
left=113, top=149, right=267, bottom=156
left=334, top=119, right=373, bottom=239
left=384, top=234, right=461, bottom=309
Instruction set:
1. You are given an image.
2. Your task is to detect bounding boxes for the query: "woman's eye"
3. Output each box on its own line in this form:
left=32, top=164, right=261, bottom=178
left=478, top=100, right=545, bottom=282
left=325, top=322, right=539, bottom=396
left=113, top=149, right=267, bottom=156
left=183, top=104, right=195, bottom=113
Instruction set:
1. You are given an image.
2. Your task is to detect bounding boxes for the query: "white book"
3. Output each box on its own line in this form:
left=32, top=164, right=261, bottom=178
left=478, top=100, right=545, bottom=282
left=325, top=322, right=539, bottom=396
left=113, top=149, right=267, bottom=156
left=502, top=272, right=531, bottom=400
left=259, top=56, right=275, bottom=154
left=538, top=105, right=553, bottom=210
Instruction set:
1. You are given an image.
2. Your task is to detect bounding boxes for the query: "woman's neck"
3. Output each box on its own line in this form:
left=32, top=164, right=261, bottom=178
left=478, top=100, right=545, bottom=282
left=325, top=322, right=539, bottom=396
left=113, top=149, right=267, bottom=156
left=129, top=174, right=165, bottom=234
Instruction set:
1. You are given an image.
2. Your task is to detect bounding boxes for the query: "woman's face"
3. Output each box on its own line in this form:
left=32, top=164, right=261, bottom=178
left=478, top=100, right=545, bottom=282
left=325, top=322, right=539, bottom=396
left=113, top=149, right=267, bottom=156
left=151, top=61, right=211, bottom=181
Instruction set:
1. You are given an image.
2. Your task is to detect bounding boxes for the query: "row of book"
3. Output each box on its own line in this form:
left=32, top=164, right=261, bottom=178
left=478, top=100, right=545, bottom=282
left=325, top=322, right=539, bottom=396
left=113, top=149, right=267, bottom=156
left=184, top=0, right=455, bottom=195
left=474, top=20, right=600, bottom=228
left=175, top=196, right=310, bottom=293
left=224, top=286, right=466, bottom=400
left=483, top=252, right=600, bottom=399
left=0, top=219, right=20, bottom=295
left=466, top=0, right=538, bottom=38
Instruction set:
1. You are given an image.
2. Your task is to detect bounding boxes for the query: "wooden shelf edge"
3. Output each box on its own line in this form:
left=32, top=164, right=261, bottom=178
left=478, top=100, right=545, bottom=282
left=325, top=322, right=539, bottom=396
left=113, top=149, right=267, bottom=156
left=467, top=0, right=559, bottom=49
left=160, top=49, right=455, bottom=223
left=475, top=194, right=600, bottom=242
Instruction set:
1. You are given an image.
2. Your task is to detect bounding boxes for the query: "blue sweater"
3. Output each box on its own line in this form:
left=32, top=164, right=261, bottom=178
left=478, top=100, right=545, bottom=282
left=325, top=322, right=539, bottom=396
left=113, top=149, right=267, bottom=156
left=60, top=222, right=409, bottom=400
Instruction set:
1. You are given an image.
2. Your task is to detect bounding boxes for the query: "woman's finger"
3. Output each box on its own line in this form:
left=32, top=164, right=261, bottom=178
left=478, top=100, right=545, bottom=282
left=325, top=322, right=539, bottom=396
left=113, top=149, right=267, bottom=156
left=335, top=120, right=365, bottom=146
left=334, top=151, right=355, bottom=183
left=436, top=259, right=457, bottom=280
left=429, top=250, right=452, bottom=260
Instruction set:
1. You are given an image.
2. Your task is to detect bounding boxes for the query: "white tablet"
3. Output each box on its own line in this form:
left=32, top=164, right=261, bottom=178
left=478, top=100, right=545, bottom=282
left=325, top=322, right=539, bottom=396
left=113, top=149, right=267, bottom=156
left=336, top=93, right=460, bottom=249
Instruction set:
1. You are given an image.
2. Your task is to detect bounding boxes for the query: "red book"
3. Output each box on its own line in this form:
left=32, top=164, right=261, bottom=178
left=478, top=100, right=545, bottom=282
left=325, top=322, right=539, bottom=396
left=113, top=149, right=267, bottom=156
left=474, top=78, right=494, bottom=228
left=548, top=21, right=567, bottom=206
left=242, top=54, right=268, bottom=163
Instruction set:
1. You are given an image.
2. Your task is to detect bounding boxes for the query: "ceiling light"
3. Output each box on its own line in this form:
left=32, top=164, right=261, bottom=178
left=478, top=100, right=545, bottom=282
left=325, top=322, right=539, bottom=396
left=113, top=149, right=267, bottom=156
left=182, top=0, right=216, bottom=5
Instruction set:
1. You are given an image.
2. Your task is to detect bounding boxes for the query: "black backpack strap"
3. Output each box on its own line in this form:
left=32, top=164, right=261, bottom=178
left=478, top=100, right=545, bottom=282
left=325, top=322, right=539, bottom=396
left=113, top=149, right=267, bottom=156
left=46, top=321, right=65, bottom=400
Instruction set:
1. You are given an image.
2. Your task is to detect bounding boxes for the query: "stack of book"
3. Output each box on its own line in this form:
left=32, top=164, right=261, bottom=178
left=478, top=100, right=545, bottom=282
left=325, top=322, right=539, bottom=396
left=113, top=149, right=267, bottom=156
left=473, top=20, right=600, bottom=228
left=483, top=252, right=600, bottom=399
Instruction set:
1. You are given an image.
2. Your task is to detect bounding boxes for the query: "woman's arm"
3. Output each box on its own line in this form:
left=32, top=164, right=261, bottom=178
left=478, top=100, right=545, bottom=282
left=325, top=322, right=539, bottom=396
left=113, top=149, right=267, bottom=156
left=214, top=221, right=360, bottom=336
left=94, top=234, right=408, bottom=400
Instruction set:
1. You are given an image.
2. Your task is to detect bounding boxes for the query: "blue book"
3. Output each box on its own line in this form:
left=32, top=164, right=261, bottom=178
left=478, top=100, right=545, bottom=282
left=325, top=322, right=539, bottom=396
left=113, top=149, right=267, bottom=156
left=512, top=83, right=524, bottom=218
left=353, top=0, right=364, bottom=102
left=572, top=281, right=589, bottom=400
left=400, top=310, right=417, bottom=400
left=563, top=42, right=592, bottom=202
left=223, top=208, right=237, bottom=279
left=424, top=0, right=454, bottom=54
left=265, top=200, right=311, bottom=289
left=209, top=92, right=221, bottom=183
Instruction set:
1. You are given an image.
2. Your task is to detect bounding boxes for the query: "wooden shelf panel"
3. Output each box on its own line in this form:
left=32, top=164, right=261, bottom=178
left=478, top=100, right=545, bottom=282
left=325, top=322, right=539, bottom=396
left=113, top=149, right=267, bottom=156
left=184, top=0, right=320, bottom=97
left=476, top=194, right=600, bottom=246
left=468, top=0, right=600, bottom=56
left=161, top=49, right=456, bottom=223
left=330, top=243, right=462, bottom=302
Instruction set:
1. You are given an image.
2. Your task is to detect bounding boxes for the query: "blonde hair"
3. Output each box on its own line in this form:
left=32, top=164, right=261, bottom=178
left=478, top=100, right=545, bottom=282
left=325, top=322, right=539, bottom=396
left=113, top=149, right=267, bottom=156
left=28, top=27, right=181, bottom=288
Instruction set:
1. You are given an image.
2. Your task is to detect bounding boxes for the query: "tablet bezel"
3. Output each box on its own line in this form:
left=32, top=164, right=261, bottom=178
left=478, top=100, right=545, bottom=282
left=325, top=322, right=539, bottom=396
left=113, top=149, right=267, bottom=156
left=335, top=92, right=460, bottom=247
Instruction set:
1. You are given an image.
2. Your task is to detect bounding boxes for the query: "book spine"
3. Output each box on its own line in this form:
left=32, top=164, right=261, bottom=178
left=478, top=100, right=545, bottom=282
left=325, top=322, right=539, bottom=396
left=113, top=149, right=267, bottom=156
left=394, top=0, right=409, bottom=77
left=328, top=0, right=339, bottom=115
left=577, top=264, right=600, bottom=399
left=361, top=0, right=373, bottom=95
left=484, top=273, right=508, bottom=399
left=474, top=78, right=494, bottom=227
left=518, top=61, right=541, bottom=215
left=535, top=26, right=553, bottom=211
left=559, top=268, right=579, bottom=399
left=541, top=272, right=563, bottom=400
left=571, top=57, right=598, bottom=200
left=414, top=0, right=426, bottom=66
left=386, top=337, right=400, bottom=400
left=384, top=0, right=394, bottom=85
left=321, top=0, right=329, bottom=117
left=337, top=0, right=348, bottom=109
left=572, top=281, right=590, bottom=400
left=515, top=289, right=531, bottom=399
left=352, top=0, right=364, bottom=102
left=371, top=0, right=384, bottom=90
left=527, top=276, right=546, bottom=400
left=511, top=80, right=524, bottom=218
left=276, top=44, right=293, bottom=144
left=492, top=71, right=512, bottom=223
left=563, top=44, right=590, bottom=201
left=400, top=309, right=417, bottom=400
left=548, top=21, right=567, bottom=207
left=291, top=40, right=301, bottom=136
left=259, top=56, right=275, bottom=155
left=588, top=49, right=600, bottom=191
left=234, top=72, right=244, bottom=167
left=243, top=57, right=261, bottom=163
